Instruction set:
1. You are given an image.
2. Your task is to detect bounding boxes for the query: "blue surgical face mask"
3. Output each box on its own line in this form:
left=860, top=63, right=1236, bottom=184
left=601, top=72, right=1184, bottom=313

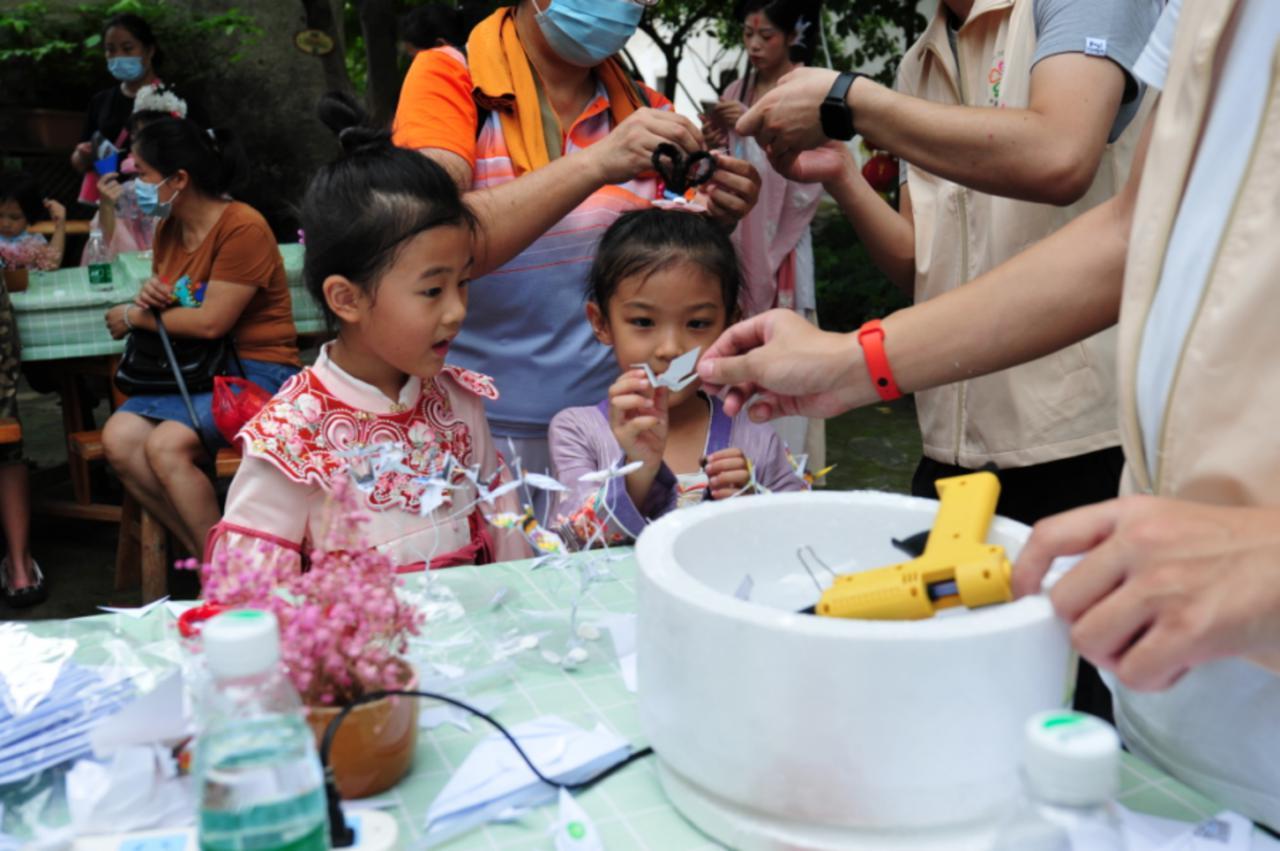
left=532, top=0, right=643, bottom=68
left=107, top=56, right=145, bottom=82
left=134, top=177, right=177, bottom=218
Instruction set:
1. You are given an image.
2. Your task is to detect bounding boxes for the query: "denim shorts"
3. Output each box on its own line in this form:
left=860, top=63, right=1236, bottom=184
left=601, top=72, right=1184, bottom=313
left=117, top=359, right=299, bottom=449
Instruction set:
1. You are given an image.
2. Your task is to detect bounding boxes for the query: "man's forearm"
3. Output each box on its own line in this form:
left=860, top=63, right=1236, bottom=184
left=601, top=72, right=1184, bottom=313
left=851, top=77, right=1120, bottom=205
left=466, top=149, right=607, bottom=276
left=879, top=189, right=1130, bottom=402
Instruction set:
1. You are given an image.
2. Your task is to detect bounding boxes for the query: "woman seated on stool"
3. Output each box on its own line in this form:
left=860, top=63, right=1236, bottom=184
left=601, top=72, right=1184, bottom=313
left=102, top=116, right=300, bottom=555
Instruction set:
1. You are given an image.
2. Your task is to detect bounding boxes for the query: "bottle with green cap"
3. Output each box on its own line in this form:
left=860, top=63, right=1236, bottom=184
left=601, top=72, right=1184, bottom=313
left=194, top=609, right=330, bottom=851
left=991, top=710, right=1126, bottom=851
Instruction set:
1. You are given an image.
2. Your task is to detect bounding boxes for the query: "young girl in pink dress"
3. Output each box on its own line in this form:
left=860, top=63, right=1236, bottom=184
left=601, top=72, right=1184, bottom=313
left=206, top=95, right=524, bottom=572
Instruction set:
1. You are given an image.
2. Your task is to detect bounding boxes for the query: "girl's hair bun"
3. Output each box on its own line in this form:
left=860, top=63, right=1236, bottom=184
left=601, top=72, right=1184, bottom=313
left=316, top=91, right=389, bottom=154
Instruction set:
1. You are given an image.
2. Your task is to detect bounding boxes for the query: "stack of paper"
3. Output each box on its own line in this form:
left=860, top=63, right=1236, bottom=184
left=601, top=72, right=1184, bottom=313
left=0, top=664, right=136, bottom=784
left=425, top=716, right=631, bottom=844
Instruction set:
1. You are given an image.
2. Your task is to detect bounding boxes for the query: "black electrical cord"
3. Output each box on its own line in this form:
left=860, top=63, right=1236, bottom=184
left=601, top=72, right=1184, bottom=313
left=320, top=688, right=654, bottom=847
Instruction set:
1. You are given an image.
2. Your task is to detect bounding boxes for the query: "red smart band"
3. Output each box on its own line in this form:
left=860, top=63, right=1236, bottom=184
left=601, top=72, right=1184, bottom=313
left=857, top=319, right=902, bottom=402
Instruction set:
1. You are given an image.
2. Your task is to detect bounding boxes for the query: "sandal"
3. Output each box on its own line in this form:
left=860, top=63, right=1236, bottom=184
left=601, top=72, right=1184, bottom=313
left=1, top=556, right=48, bottom=609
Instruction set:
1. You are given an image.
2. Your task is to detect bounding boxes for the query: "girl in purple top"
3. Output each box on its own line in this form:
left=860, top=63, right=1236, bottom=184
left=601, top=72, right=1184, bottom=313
left=549, top=209, right=804, bottom=545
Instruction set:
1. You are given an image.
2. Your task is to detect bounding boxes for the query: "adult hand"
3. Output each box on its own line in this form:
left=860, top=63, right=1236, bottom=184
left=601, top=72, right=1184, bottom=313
left=771, top=141, right=857, bottom=187
left=700, top=113, right=727, bottom=150
left=1013, top=496, right=1280, bottom=691
left=608, top=369, right=669, bottom=471
left=105, top=304, right=132, bottom=339
left=96, top=172, right=125, bottom=207
left=736, top=67, right=846, bottom=157
left=705, top=448, right=750, bottom=500
left=134, top=275, right=172, bottom=310
left=698, top=152, right=761, bottom=230
left=42, top=198, right=67, bottom=224
left=698, top=309, right=866, bottom=421
left=590, top=108, right=704, bottom=186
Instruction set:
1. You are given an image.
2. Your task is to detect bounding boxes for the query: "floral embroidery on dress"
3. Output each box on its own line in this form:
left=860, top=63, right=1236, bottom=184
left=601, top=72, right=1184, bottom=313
left=440, top=365, right=499, bottom=401
left=239, top=369, right=488, bottom=514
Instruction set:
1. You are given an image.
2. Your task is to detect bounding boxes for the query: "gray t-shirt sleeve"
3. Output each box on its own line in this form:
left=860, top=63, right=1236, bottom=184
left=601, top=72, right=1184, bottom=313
left=1032, top=0, right=1161, bottom=141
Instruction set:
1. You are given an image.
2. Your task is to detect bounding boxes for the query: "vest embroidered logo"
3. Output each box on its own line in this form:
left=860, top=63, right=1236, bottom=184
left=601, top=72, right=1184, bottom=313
left=988, top=58, right=1005, bottom=106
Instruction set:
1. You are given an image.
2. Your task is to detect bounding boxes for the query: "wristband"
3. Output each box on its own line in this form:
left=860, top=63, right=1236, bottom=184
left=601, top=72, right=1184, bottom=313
left=857, top=319, right=902, bottom=401
left=122, top=304, right=135, bottom=331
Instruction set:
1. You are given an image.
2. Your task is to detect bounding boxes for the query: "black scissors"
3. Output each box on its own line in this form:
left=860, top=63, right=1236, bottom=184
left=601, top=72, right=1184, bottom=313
left=651, top=143, right=716, bottom=200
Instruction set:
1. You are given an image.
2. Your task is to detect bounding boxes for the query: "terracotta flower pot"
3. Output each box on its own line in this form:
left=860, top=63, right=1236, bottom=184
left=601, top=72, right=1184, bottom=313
left=305, top=665, right=419, bottom=799
left=2, top=268, right=29, bottom=293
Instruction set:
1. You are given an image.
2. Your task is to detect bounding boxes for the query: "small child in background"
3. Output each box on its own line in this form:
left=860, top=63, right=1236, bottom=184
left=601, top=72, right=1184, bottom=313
left=93, top=85, right=188, bottom=257
left=549, top=209, right=804, bottom=545
left=0, top=172, right=66, bottom=272
left=206, top=93, right=524, bottom=572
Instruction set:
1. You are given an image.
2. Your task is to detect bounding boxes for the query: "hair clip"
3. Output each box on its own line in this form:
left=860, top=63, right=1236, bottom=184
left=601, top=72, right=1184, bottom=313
left=651, top=143, right=716, bottom=212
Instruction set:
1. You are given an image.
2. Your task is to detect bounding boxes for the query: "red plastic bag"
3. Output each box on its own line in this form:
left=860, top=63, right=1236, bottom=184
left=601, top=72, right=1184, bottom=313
left=212, top=375, right=273, bottom=448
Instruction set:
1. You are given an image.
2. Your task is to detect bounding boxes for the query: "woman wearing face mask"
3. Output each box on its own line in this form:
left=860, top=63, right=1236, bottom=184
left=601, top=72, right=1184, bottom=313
left=100, top=117, right=300, bottom=557
left=704, top=0, right=826, bottom=468
left=391, top=0, right=763, bottom=521
left=70, top=15, right=203, bottom=205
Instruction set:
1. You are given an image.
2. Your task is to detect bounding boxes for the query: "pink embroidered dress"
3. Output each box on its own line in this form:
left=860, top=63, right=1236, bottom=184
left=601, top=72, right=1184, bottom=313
left=206, top=344, right=527, bottom=573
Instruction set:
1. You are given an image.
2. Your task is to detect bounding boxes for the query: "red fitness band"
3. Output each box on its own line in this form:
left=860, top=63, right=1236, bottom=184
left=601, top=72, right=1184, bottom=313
left=857, top=319, right=902, bottom=401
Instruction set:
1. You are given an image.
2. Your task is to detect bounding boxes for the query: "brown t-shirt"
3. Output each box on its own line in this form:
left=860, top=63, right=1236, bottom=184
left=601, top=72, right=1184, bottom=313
left=153, top=201, right=300, bottom=366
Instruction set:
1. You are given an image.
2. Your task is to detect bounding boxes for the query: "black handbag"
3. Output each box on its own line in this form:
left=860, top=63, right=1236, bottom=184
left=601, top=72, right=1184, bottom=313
left=114, top=313, right=240, bottom=397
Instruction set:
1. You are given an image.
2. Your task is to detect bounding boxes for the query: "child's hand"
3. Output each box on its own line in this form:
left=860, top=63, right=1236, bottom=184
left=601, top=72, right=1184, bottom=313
left=42, top=199, right=66, bottom=224
left=705, top=448, right=752, bottom=499
left=608, top=369, right=669, bottom=471
left=96, top=173, right=124, bottom=206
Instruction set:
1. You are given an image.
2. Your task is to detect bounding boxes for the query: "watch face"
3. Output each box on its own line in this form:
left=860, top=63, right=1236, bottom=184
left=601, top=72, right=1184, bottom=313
left=821, top=101, right=855, bottom=142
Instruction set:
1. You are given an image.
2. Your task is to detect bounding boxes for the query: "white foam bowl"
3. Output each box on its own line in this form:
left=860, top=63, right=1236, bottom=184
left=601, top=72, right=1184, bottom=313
left=636, top=491, right=1073, bottom=849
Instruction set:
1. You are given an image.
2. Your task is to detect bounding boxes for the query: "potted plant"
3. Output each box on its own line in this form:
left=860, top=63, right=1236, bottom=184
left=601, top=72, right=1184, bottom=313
left=189, top=478, right=426, bottom=799
left=0, top=239, right=57, bottom=292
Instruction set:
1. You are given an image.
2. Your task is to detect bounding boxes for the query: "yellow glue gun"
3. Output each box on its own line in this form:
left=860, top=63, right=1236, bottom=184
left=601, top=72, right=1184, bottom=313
left=816, top=472, right=1013, bottom=620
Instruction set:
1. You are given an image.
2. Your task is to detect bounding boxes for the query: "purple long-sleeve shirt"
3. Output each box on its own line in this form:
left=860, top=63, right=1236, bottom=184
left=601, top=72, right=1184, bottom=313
left=548, top=393, right=806, bottom=544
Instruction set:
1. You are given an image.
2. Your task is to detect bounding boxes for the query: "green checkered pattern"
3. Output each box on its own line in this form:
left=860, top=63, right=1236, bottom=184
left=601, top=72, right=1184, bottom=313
left=0, top=551, right=1248, bottom=848
left=12, top=245, right=324, bottom=363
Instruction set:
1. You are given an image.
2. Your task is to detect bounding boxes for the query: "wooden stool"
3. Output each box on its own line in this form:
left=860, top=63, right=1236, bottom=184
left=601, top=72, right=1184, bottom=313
left=67, top=429, right=106, bottom=505
left=0, top=418, right=21, bottom=444
left=114, top=448, right=243, bottom=603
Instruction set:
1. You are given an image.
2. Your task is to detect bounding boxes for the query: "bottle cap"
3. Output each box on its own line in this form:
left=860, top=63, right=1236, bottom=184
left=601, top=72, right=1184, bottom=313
left=1022, top=711, right=1119, bottom=806
left=203, top=609, right=281, bottom=680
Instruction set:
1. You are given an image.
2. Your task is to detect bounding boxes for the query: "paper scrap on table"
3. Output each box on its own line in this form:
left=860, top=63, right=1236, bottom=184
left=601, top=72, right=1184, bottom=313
left=553, top=789, right=603, bottom=851
left=599, top=613, right=637, bottom=693
left=1117, top=805, right=1253, bottom=851
left=424, top=716, right=631, bottom=844
left=0, top=622, right=76, bottom=718
left=98, top=596, right=170, bottom=619
left=90, top=671, right=188, bottom=757
left=66, top=744, right=194, bottom=834
left=420, top=694, right=504, bottom=732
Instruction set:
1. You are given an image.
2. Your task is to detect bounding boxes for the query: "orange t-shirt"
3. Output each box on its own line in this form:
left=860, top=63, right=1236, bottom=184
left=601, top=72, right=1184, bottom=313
left=392, top=47, right=479, bottom=167
left=153, top=202, right=300, bottom=367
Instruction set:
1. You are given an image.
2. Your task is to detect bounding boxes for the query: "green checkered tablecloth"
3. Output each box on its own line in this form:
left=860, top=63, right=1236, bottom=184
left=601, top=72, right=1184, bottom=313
left=0, top=552, right=1260, bottom=849
left=12, top=244, right=324, bottom=362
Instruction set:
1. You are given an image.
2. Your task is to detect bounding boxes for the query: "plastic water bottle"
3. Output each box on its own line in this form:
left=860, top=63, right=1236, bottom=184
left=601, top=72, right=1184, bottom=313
left=85, top=229, right=113, bottom=289
left=195, top=610, right=330, bottom=851
left=992, top=710, right=1126, bottom=851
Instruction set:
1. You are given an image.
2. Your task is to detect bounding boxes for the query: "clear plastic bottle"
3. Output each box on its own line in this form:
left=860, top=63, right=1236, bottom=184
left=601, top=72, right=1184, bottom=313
left=992, top=710, right=1126, bottom=851
left=195, top=609, right=330, bottom=851
left=85, top=229, right=114, bottom=289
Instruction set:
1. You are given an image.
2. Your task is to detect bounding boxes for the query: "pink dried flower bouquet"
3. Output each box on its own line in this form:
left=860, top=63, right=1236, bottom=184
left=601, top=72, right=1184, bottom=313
left=0, top=239, right=57, bottom=271
left=185, top=478, right=425, bottom=706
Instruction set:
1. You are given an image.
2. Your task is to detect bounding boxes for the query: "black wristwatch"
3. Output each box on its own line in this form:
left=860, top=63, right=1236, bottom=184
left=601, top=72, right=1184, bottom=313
left=820, top=71, right=865, bottom=141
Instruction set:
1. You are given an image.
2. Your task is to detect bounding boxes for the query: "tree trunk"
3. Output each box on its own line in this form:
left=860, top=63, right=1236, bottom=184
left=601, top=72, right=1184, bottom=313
left=358, top=0, right=401, bottom=128
left=663, top=47, right=681, bottom=101
left=299, top=0, right=354, bottom=96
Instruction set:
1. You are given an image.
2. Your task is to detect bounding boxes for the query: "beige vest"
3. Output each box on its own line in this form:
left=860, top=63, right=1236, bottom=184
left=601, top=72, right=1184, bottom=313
left=1110, top=1, right=1280, bottom=826
left=1118, top=0, right=1280, bottom=505
left=899, top=0, right=1143, bottom=468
